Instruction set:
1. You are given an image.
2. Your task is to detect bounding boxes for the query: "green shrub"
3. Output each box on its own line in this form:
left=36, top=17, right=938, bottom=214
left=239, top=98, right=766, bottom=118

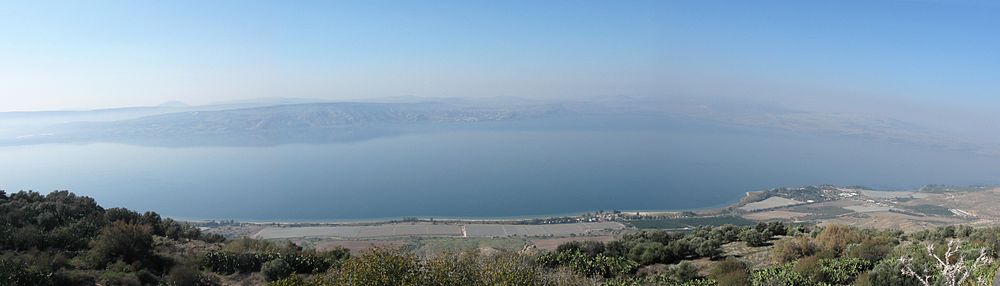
left=538, top=250, right=638, bottom=278
left=750, top=264, right=813, bottom=286
left=202, top=251, right=332, bottom=275
left=333, top=248, right=421, bottom=286
left=818, top=257, right=871, bottom=284
left=844, top=236, right=896, bottom=263
left=0, top=259, right=52, bottom=286
left=163, top=265, right=219, bottom=286
left=261, top=259, right=293, bottom=282
left=87, top=222, right=154, bottom=268
left=867, top=259, right=920, bottom=286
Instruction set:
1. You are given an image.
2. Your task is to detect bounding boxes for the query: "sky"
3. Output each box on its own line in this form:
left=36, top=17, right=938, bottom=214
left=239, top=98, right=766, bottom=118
left=0, top=0, right=998, bottom=111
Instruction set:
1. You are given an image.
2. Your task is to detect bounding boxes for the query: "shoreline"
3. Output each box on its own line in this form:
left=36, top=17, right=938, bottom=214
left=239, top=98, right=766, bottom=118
left=179, top=185, right=967, bottom=227
left=174, top=204, right=736, bottom=226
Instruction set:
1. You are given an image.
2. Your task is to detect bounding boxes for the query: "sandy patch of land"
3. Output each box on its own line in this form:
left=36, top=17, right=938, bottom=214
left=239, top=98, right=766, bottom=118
left=739, top=197, right=804, bottom=212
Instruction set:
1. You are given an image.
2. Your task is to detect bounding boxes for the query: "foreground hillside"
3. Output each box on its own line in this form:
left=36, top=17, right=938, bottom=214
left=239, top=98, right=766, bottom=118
left=3, top=190, right=999, bottom=285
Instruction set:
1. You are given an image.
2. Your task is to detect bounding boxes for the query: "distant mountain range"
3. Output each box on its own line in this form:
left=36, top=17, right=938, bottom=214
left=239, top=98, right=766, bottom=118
left=0, top=99, right=571, bottom=146
left=0, top=96, right=995, bottom=154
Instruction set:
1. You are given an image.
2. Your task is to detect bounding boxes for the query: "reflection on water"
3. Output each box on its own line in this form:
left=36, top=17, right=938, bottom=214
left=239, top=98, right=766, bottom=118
left=1, top=116, right=998, bottom=220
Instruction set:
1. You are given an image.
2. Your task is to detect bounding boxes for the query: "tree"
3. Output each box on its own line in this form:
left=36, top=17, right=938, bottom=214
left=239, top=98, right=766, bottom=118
left=627, top=242, right=667, bottom=265
left=105, top=208, right=141, bottom=224
left=739, top=229, right=771, bottom=247
left=693, top=238, right=723, bottom=258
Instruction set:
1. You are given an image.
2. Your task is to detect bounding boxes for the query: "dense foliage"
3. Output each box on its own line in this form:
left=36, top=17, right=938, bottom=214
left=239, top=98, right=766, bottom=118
left=0, top=190, right=223, bottom=285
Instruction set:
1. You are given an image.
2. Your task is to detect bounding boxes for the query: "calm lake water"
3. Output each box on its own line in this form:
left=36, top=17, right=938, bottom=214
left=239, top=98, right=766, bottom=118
left=1, top=116, right=999, bottom=220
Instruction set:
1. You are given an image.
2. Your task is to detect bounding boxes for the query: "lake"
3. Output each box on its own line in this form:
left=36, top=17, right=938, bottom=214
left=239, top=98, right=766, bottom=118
left=1, top=116, right=999, bottom=221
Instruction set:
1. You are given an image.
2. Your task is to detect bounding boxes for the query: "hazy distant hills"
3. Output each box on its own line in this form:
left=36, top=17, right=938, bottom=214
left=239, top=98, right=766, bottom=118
left=1, top=100, right=571, bottom=146
left=0, top=96, right=995, bottom=154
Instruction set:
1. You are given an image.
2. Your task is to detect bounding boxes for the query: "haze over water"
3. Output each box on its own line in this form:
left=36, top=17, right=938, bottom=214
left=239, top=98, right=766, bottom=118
left=3, top=115, right=998, bottom=221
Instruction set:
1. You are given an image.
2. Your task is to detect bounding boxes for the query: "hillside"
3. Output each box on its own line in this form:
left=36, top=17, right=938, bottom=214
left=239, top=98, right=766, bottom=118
left=4, top=189, right=1000, bottom=285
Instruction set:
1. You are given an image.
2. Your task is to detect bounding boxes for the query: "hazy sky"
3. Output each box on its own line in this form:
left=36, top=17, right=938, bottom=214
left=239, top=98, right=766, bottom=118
left=1, top=0, right=998, bottom=111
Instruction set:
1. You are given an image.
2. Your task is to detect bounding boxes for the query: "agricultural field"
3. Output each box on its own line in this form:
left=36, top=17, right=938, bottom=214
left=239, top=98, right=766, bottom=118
left=843, top=205, right=892, bottom=213
left=785, top=204, right=854, bottom=221
left=251, top=222, right=625, bottom=239
left=906, top=204, right=955, bottom=216
left=743, top=210, right=809, bottom=221
left=630, top=216, right=755, bottom=229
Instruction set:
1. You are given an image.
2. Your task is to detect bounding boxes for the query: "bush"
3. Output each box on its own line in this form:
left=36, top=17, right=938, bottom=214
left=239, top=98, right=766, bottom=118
left=0, top=259, right=52, bottom=286
left=333, top=248, right=421, bottom=286
left=87, top=222, right=154, bottom=268
left=261, top=259, right=294, bottom=282
left=867, top=259, right=921, bottom=286
left=710, top=258, right=749, bottom=286
left=844, top=236, right=896, bottom=263
left=750, top=264, right=812, bottom=286
left=269, top=276, right=332, bottom=286
left=537, top=250, right=638, bottom=278
left=164, top=265, right=219, bottom=286
left=663, top=261, right=701, bottom=284
left=202, top=251, right=332, bottom=275
left=202, top=252, right=273, bottom=274
left=815, top=224, right=861, bottom=255
left=477, top=252, right=548, bottom=286
left=818, top=257, right=871, bottom=285
left=423, top=252, right=480, bottom=285
left=792, top=255, right=823, bottom=282
left=772, top=236, right=817, bottom=263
